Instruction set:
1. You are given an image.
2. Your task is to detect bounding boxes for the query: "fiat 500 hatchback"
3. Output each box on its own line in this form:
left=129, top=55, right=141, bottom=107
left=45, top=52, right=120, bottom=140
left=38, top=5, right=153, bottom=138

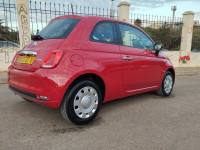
left=8, top=15, right=175, bottom=125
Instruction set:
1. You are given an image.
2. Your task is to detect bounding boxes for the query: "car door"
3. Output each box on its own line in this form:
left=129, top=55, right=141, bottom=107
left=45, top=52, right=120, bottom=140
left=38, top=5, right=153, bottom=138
left=118, top=23, right=162, bottom=91
left=87, top=21, right=123, bottom=100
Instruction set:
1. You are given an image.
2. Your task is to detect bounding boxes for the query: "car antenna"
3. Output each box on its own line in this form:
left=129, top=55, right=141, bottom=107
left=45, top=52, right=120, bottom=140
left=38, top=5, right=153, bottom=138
left=71, top=3, right=74, bottom=15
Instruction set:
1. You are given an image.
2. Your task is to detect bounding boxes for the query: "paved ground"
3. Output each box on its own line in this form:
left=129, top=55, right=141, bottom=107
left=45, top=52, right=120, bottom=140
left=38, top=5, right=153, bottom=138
left=0, top=74, right=200, bottom=150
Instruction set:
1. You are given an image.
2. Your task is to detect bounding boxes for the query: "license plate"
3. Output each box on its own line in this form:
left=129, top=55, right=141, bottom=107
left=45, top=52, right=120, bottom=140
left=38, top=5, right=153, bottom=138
left=17, top=56, right=35, bottom=64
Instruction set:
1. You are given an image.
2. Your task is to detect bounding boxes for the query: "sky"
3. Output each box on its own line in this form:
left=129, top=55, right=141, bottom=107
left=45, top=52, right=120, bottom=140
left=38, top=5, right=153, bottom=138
left=50, top=0, right=200, bottom=20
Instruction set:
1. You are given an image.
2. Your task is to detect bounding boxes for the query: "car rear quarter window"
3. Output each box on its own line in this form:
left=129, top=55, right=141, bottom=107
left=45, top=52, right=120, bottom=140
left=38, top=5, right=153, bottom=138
left=39, top=18, right=81, bottom=39
left=90, top=22, right=118, bottom=44
left=119, top=23, right=154, bottom=50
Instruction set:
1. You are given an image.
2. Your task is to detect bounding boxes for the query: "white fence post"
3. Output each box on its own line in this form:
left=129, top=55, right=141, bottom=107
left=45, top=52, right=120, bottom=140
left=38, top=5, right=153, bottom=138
left=180, top=11, right=195, bottom=53
left=179, top=11, right=195, bottom=67
left=117, top=1, right=130, bottom=22
left=16, top=0, right=31, bottom=49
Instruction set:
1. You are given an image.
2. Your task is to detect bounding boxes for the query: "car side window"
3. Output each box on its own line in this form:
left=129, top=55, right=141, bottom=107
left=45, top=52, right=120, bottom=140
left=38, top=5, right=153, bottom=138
left=90, top=22, right=117, bottom=44
left=119, top=23, right=154, bottom=50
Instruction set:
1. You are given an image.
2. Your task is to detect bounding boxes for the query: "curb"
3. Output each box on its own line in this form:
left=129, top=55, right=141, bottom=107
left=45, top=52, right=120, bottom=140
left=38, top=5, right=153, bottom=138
left=176, top=72, right=199, bottom=76
left=0, top=81, right=7, bottom=84
left=0, top=72, right=7, bottom=84
left=0, top=78, right=7, bottom=84
left=175, top=68, right=200, bottom=76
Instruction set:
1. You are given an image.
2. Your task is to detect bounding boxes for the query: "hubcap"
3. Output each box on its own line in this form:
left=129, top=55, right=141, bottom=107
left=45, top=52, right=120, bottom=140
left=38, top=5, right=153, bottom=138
left=73, top=86, right=98, bottom=119
left=81, top=95, right=92, bottom=109
left=164, top=75, right=173, bottom=94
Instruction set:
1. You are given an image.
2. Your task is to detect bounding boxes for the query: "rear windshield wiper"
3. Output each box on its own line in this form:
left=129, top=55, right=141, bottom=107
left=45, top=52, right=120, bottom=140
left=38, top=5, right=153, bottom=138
left=32, top=35, right=44, bottom=41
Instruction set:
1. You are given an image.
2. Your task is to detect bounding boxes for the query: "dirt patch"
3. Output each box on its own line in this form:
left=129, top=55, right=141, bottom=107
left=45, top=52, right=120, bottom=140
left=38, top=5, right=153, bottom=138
left=51, top=117, right=104, bottom=134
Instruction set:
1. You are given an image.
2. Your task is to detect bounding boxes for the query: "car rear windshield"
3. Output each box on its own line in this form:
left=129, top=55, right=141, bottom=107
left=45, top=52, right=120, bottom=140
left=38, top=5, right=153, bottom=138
left=39, top=18, right=81, bottom=39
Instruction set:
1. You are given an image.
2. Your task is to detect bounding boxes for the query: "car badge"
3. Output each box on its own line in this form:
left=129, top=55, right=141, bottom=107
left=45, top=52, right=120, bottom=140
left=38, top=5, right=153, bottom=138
left=32, top=41, right=37, bottom=46
left=35, top=58, right=43, bottom=61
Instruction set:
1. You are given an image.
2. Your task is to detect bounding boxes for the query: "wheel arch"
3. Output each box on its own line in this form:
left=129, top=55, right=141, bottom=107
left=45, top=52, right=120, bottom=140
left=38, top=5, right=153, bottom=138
left=166, top=68, right=175, bottom=81
left=60, top=73, right=106, bottom=108
left=157, top=67, right=175, bottom=90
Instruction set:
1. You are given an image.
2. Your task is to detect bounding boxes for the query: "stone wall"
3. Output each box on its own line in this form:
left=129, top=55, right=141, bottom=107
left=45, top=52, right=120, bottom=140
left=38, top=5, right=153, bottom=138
left=163, top=51, right=200, bottom=67
left=0, top=48, right=199, bottom=72
left=0, top=48, right=20, bottom=72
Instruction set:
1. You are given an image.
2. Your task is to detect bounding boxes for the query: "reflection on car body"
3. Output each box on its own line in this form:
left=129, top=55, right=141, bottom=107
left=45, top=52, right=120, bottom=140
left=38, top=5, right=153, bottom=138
left=8, top=15, right=175, bottom=125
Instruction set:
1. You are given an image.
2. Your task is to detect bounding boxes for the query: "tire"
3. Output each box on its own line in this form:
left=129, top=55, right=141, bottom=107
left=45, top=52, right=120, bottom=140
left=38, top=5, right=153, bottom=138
left=156, top=71, right=174, bottom=96
left=60, top=80, right=102, bottom=125
left=22, top=97, right=33, bottom=102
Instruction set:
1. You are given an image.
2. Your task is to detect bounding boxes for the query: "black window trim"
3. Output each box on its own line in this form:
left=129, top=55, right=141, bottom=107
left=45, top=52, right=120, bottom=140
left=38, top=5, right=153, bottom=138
left=116, top=22, right=156, bottom=51
left=89, top=20, right=156, bottom=51
left=89, top=20, right=120, bottom=45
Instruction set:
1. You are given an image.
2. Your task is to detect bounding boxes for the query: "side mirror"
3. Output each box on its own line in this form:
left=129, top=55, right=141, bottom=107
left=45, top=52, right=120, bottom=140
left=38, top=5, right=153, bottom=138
left=154, top=43, right=163, bottom=56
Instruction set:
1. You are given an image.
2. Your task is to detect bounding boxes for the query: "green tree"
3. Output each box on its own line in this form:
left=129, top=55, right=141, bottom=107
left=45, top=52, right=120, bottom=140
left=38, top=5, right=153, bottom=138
left=0, top=19, right=19, bottom=43
left=134, top=19, right=142, bottom=27
left=192, top=26, right=200, bottom=50
left=0, top=19, right=9, bottom=41
left=142, top=23, right=182, bottom=51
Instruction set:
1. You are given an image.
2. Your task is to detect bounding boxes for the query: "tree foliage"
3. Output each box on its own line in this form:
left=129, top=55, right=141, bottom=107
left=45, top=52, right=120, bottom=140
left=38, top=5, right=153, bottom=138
left=137, top=20, right=200, bottom=51
left=192, top=26, right=200, bottom=50
left=0, top=19, right=19, bottom=43
left=134, top=19, right=142, bottom=27
left=142, top=23, right=182, bottom=51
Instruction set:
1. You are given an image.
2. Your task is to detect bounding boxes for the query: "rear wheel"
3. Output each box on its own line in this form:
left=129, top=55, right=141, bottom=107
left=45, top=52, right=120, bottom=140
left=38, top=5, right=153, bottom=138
left=60, top=80, right=102, bottom=125
left=156, top=71, right=174, bottom=96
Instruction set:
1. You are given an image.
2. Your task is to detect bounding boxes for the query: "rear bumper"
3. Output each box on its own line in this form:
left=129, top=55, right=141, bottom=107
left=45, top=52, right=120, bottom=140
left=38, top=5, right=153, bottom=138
left=9, top=85, right=46, bottom=101
left=8, top=66, right=68, bottom=109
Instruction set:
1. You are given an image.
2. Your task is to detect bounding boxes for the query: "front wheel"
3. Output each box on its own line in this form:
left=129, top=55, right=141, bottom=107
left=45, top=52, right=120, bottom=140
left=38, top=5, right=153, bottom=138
left=156, top=71, right=174, bottom=96
left=60, top=80, right=102, bottom=125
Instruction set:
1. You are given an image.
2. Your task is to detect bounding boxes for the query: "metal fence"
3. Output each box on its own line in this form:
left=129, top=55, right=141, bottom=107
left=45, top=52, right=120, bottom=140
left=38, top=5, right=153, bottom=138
left=29, top=1, right=118, bottom=34
left=192, top=25, right=200, bottom=51
left=0, top=0, right=19, bottom=44
left=1, top=0, right=198, bottom=51
left=0, top=0, right=117, bottom=44
left=130, top=13, right=183, bottom=51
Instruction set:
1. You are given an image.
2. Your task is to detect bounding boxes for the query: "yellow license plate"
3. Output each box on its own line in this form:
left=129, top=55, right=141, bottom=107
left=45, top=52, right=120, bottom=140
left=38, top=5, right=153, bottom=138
left=17, top=56, right=35, bottom=64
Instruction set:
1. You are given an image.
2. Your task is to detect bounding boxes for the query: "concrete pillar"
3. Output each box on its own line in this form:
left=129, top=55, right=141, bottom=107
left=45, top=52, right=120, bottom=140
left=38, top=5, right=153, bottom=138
left=117, top=1, right=130, bottom=22
left=180, top=11, right=195, bottom=52
left=16, top=0, right=31, bottom=49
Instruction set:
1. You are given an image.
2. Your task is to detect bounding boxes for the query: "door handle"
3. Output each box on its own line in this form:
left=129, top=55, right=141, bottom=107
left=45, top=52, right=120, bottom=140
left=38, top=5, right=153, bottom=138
left=123, top=57, right=133, bottom=60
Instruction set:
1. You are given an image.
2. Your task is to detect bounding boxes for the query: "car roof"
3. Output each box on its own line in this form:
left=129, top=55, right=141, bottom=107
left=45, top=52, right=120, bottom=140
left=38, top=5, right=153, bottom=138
left=50, top=15, right=135, bottom=27
left=48, top=15, right=154, bottom=43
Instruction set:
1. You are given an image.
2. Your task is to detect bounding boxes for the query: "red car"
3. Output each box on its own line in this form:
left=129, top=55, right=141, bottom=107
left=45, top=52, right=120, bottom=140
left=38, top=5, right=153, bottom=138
left=8, top=15, right=175, bottom=125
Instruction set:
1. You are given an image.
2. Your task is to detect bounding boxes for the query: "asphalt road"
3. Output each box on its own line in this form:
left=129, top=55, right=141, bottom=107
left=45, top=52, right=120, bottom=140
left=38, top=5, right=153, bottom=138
left=0, top=75, right=200, bottom=150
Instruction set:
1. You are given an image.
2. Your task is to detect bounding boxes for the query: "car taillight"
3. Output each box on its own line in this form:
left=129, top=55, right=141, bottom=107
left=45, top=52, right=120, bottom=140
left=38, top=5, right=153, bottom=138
left=41, top=50, right=63, bottom=68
